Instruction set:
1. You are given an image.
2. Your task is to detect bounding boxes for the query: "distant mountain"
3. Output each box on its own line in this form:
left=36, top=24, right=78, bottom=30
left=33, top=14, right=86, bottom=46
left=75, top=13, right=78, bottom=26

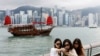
left=1, top=5, right=100, bottom=17
left=73, top=6, right=100, bottom=16
left=11, top=6, right=40, bottom=14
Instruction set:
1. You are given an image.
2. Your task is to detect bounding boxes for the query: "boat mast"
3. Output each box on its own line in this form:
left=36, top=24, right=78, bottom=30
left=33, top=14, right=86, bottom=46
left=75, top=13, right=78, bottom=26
left=40, top=7, right=42, bottom=30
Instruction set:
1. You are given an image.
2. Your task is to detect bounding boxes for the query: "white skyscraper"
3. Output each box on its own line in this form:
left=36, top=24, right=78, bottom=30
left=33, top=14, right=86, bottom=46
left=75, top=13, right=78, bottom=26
left=95, top=13, right=99, bottom=26
left=14, top=14, right=20, bottom=24
left=50, top=8, right=54, bottom=17
left=69, top=14, right=74, bottom=27
left=20, top=14, right=28, bottom=24
left=10, top=15, right=14, bottom=24
left=53, top=16, right=57, bottom=26
left=65, top=13, right=69, bottom=26
left=0, top=20, right=1, bottom=26
left=42, top=13, right=48, bottom=25
left=20, top=11, right=25, bottom=24
left=20, top=11, right=24, bottom=15
left=81, top=16, right=87, bottom=27
left=33, top=10, right=39, bottom=22
left=54, top=6, right=57, bottom=14
left=88, top=13, right=95, bottom=27
left=58, top=11, right=63, bottom=26
left=27, top=10, right=33, bottom=23
left=33, top=10, right=38, bottom=18
left=27, top=10, right=32, bottom=18
left=0, top=12, right=3, bottom=20
left=98, top=13, right=100, bottom=26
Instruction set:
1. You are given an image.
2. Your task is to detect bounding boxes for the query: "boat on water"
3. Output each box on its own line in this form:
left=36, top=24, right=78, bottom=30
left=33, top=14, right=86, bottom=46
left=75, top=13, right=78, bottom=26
left=4, top=15, right=54, bottom=36
left=89, top=24, right=97, bottom=28
left=8, top=24, right=54, bottom=36
left=7, top=16, right=54, bottom=36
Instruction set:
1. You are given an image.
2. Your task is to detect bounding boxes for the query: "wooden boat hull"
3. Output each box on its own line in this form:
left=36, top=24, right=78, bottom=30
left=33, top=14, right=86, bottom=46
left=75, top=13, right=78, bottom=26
left=8, top=25, right=54, bottom=36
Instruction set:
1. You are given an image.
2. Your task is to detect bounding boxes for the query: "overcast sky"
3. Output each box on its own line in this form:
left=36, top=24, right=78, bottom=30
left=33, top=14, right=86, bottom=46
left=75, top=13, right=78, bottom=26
left=0, top=0, right=100, bottom=10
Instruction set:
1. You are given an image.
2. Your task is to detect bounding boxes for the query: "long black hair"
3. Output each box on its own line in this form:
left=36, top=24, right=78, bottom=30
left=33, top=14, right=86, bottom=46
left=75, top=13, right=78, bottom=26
left=62, top=39, right=73, bottom=51
left=73, top=38, right=83, bottom=55
left=54, top=38, right=62, bottom=56
left=54, top=38, right=62, bottom=48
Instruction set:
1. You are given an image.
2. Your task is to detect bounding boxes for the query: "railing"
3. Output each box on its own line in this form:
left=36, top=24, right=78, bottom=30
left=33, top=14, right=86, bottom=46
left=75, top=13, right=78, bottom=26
left=42, top=42, right=100, bottom=56
left=84, top=42, right=100, bottom=56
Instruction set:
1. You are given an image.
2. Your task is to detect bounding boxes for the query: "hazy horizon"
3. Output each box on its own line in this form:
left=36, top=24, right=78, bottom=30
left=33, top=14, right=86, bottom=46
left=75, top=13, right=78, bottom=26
left=0, top=0, right=100, bottom=10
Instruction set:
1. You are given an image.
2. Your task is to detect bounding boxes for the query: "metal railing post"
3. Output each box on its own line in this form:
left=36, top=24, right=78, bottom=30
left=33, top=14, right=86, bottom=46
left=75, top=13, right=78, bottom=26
left=87, top=49, right=90, bottom=56
left=90, top=44, right=92, bottom=56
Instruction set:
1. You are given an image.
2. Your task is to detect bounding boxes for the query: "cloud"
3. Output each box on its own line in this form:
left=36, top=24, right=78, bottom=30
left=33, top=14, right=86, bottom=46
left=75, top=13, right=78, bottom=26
left=0, top=0, right=100, bottom=10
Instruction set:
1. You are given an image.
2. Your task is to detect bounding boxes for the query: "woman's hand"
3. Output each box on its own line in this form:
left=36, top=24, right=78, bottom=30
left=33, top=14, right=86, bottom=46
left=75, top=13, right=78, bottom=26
left=60, top=48, right=65, bottom=52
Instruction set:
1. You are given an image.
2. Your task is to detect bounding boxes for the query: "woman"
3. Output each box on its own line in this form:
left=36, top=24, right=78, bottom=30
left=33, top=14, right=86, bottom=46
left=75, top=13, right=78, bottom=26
left=50, top=38, right=62, bottom=56
left=73, top=38, right=85, bottom=56
left=62, top=39, right=78, bottom=56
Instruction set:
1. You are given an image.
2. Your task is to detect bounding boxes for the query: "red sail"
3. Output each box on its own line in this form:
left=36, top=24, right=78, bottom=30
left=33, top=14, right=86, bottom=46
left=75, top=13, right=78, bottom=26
left=4, top=15, right=11, bottom=25
left=46, top=16, right=53, bottom=25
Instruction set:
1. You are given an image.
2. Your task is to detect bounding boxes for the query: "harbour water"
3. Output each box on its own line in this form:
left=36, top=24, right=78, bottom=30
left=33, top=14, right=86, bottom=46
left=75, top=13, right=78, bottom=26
left=0, top=27, right=100, bottom=56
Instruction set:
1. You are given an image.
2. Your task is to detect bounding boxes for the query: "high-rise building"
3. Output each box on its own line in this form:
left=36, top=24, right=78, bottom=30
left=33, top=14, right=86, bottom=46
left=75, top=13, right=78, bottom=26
left=53, top=16, right=57, bottom=26
left=50, top=8, right=54, bottom=17
left=27, top=10, right=33, bottom=23
left=95, top=13, right=99, bottom=26
left=10, top=15, right=14, bottom=24
left=33, top=10, right=39, bottom=22
left=20, top=11, right=25, bottom=15
left=14, top=14, right=20, bottom=24
left=69, top=13, right=75, bottom=27
left=98, top=13, right=100, bottom=26
left=33, top=10, right=38, bottom=18
left=64, top=13, right=69, bottom=26
left=27, top=10, right=32, bottom=17
left=20, top=11, right=25, bottom=24
left=81, top=16, right=88, bottom=27
left=0, top=19, right=1, bottom=22
left=54, top=6, right=58, bottom=14
left=20, top=14, right=28, bottom=24
left=88, top=13, right=97, bottom=27
left=6, top=10, right=11, bottom=16
left=58, top=10, right=64, bottom=26
left=72, top=11, right=82, bottom=26
left=42, top=13, right=48, bottom=25
left=0, top=12, right=3, bottom=21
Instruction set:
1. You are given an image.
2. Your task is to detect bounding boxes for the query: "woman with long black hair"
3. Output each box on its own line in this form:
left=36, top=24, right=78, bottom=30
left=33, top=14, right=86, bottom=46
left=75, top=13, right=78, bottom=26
left=50, top=38, right=62, bottom=56
left=62, top=39, right=78, bottom=56
left=73, top=38, right=85, bottom=56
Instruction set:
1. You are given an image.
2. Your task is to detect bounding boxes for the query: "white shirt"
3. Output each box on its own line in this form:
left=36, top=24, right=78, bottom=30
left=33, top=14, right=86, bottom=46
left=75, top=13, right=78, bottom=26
left=50, top=48, right=59, bottom=56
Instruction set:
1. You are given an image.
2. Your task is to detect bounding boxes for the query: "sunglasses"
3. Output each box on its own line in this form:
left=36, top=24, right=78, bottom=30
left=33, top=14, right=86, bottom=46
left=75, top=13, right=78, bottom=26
left=74, top=43, right=79, bottom=44
left=56, top=43, right=61, bottom=46
left=65, top=44, right=69, bottom=46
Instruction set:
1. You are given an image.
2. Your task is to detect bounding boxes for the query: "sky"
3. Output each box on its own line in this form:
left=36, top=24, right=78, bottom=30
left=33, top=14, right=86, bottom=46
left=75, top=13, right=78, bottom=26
left=0, top=0, right=100, bottom=10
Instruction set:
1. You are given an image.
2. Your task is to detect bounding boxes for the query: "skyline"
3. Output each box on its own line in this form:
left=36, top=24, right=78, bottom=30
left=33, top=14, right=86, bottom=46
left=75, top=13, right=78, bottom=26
left=1, top=8, right=99, bottom=27
left=1, top=0, right=100, bottom=10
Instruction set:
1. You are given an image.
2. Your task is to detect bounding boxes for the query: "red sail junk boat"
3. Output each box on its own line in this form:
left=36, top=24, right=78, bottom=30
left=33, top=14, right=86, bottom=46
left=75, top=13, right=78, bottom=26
left=46, top=16, right=53, bottom=25
left=7, top=15, right=54, bottom=36
left=4, top=15, right=11, bottom=25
